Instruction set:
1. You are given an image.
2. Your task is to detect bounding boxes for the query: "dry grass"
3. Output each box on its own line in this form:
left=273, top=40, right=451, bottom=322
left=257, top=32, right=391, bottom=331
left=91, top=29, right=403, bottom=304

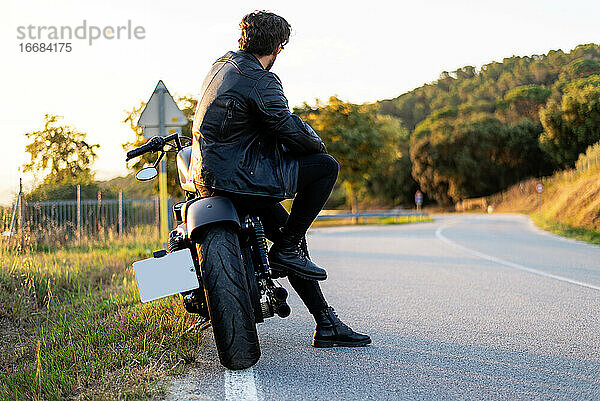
left=487, top=166, right=600, bottom=244
left=491, top=167, right=600, bottom=231
left=4, top=226, right=160, bottom=254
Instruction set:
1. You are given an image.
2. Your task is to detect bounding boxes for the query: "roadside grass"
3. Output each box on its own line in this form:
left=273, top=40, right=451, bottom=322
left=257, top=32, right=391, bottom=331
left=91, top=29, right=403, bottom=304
left=530, top=214, right=600, bottom=246
left=0, top=233, right=206, bottom=400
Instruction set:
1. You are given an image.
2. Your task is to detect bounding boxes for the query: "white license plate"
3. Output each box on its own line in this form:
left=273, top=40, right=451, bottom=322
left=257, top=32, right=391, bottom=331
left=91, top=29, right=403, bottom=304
left=133, top=249, right=200, bottom=303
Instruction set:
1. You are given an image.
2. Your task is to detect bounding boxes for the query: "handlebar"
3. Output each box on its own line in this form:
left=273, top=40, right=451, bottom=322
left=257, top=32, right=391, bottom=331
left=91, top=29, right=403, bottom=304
left=125, top=133, right=191, bottom=162
left=126, top=136, right=164, bottom=161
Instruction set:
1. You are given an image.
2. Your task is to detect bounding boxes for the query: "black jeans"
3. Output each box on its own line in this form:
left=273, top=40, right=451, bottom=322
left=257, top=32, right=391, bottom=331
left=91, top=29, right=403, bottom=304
left=227, top=153, right=339, bottom=314
left=286, top=153, right=339, bottom=235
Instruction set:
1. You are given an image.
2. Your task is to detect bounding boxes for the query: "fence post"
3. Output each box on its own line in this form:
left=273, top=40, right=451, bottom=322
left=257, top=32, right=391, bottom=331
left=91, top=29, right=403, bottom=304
left=97, top=190, right=102, bottom=235
left=352, top=193, right=359, bottom=225
left=19, top=178, right=24, bottom=250
left=154, top=195, right=160, bottom=238
left=77, top=184, right=81, bottom=244
left=118, top=191, right=123, bottom=236
left=8, top=195, right=18, bottom=245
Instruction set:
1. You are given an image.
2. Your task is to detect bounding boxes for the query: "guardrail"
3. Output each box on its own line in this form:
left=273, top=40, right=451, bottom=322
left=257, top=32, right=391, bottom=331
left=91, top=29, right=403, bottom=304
left=316, top=209, right=429, bottom=222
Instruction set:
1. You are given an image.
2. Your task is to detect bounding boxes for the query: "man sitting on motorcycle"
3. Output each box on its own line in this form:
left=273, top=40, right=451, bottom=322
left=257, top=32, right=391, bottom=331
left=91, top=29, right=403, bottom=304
left=190, top=10, right=370, bottom=347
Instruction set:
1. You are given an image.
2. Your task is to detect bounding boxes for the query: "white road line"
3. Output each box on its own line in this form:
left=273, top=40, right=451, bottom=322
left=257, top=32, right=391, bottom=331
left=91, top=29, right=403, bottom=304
left=225, top=367, right=258, bottom=401
left=435, top=225, right=600, bottom=291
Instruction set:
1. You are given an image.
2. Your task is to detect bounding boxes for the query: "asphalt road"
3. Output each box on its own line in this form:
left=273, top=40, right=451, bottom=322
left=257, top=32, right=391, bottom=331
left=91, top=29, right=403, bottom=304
left=162, top=214, right=600, bottom=401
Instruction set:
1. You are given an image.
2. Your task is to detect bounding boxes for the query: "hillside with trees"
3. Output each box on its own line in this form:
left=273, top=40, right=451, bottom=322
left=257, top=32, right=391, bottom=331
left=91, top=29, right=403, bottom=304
left=371, top=43, right=600, bottom=205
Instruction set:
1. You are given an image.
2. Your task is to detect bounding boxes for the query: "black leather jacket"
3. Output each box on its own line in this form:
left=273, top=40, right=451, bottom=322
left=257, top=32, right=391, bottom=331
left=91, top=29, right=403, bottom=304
left=190, top=50, right=326, bottom=200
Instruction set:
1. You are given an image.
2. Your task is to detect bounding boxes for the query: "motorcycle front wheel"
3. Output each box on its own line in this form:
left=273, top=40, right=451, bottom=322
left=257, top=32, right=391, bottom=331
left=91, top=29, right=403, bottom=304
left=195, top=223, right=260, bottom=370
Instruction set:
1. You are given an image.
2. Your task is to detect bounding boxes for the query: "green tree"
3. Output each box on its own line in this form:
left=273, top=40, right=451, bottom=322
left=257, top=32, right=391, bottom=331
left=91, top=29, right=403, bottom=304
left=26, top=178, right=114, bottom=202
left=123, top=96, right=197, bottom=198
left=410, top=114, right=553, bottom=204
left=562, top=58, right=600, bottom=81
left=296, top=97, right=400, bottom=212
left=23, top=114, right=102, bottom=201
left=23, top=114, right=99, bottom=184
left=503, top=120, right=555, bottom=179
left=540, top=76, right=600, bottom=167
left=410, top=116, right=504, bottom=204
left=496, top=85, right=551, bottom=122
left=365, top=115, right=418, bottom=206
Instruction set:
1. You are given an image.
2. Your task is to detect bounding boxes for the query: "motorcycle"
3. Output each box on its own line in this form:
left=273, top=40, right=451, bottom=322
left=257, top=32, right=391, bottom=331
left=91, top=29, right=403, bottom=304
left=126, top=134, right=292, bottom=370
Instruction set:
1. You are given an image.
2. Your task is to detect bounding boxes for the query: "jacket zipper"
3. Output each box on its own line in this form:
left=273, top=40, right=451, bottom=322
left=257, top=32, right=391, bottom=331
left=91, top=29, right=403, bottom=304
left=274, top=144, right=287, bottom=198
left=220, top=100, right=234, bottom=136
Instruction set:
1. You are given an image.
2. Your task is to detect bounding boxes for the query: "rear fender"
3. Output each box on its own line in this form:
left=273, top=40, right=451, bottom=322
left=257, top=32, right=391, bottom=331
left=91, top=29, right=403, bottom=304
left=185, top=196, right=240, bottom=241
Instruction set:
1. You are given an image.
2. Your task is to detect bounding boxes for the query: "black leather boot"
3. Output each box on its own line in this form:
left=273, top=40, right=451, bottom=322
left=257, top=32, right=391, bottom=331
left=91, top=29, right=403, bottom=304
left=268, top=228, right=327, bottom=281
left=312, top=307, right=371, bottom=348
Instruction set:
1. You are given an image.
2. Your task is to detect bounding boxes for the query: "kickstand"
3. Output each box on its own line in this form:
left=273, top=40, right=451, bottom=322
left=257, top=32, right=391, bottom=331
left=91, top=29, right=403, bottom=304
left=184, top=316, right=211, bottom=334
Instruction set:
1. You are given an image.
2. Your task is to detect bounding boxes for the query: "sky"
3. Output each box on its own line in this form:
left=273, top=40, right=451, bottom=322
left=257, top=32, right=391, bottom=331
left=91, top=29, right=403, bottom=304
left=1, top=0, right=599, bottom=205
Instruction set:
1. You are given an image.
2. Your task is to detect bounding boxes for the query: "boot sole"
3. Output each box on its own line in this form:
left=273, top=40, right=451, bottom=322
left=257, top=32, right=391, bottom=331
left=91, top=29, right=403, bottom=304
left=270, top=261, right=327, bottom=281
left=312, top=338, right=372, bottom=348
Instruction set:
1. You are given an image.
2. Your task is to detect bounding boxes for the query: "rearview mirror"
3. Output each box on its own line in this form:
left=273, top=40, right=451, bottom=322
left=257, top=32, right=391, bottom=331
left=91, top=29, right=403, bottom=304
left=136, top=167, right=158, bottom=181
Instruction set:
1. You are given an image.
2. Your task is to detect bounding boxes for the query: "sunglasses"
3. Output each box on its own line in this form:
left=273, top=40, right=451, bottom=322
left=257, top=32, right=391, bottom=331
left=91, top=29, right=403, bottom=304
left=277, top=40, right=288, bottom=54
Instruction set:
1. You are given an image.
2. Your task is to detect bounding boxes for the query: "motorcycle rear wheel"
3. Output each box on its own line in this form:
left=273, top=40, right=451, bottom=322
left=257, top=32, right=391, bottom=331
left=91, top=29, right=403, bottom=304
left=195, top=223, right=260, bottom=370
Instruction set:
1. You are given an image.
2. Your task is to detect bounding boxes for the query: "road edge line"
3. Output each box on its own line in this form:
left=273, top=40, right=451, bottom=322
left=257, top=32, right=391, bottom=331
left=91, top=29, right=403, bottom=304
left=225, top=367, right=259, bottom=401
left=435, top=225, right=600, bottom=291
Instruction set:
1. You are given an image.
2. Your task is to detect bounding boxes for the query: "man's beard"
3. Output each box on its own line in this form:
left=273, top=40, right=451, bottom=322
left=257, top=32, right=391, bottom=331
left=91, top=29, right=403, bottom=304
left=265, top=55, right=277, bottom=71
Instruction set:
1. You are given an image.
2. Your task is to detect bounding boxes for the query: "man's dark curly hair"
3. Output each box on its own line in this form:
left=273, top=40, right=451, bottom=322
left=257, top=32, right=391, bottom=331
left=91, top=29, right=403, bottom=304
left=239, top=11, right=291, bottom=56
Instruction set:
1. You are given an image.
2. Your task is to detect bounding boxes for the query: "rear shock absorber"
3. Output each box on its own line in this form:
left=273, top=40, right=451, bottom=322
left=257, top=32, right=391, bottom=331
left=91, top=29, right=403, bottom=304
left=245, top=215, right=291, bottom=319
left=247, top=216, right=271, bottom=276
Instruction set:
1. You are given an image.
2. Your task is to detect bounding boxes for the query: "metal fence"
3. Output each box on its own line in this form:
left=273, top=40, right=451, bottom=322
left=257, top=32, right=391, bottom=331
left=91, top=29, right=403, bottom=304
left=575, top=141, right=600, bottom=173
left=25, top=197, right=160, bottom=240
left=2, top=195, right=166, bottom=246
left=0, top=205, right=15, bottom=238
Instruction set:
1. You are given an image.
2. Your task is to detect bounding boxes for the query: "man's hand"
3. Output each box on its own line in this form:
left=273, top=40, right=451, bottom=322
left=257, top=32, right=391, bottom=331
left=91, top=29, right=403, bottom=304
left=251, top=73, right=327, bottom=156
left=293, top=116, right=327, bottom=155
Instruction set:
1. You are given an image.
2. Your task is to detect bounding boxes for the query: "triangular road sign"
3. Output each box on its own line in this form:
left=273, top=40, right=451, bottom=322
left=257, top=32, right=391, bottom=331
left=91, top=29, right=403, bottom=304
left=137, top=80, right=188, bottom=129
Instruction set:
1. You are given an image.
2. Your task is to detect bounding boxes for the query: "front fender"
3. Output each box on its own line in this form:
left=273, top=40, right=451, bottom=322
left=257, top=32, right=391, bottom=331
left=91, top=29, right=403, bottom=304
left=185, top=196, right=240, bottom=241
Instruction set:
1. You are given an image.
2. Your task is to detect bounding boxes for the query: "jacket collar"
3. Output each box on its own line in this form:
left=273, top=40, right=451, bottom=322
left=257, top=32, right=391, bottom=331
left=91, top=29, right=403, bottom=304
left=237, top=50, right=264, bottom=69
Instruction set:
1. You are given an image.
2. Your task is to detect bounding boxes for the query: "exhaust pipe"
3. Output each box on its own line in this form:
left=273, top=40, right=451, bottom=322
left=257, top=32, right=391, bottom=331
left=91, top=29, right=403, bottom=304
left=272, top=286, right=288, bottom=302
left=275, top=302, right=291, bottom=318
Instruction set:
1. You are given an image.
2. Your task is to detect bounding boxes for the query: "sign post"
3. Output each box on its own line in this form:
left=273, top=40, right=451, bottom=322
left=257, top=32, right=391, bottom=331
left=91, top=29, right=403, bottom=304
left=137, top=81, right=188, bottom=244
left=415, top=190, right=423, bottom=212
left=536, top=183, right=544, bottom=213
